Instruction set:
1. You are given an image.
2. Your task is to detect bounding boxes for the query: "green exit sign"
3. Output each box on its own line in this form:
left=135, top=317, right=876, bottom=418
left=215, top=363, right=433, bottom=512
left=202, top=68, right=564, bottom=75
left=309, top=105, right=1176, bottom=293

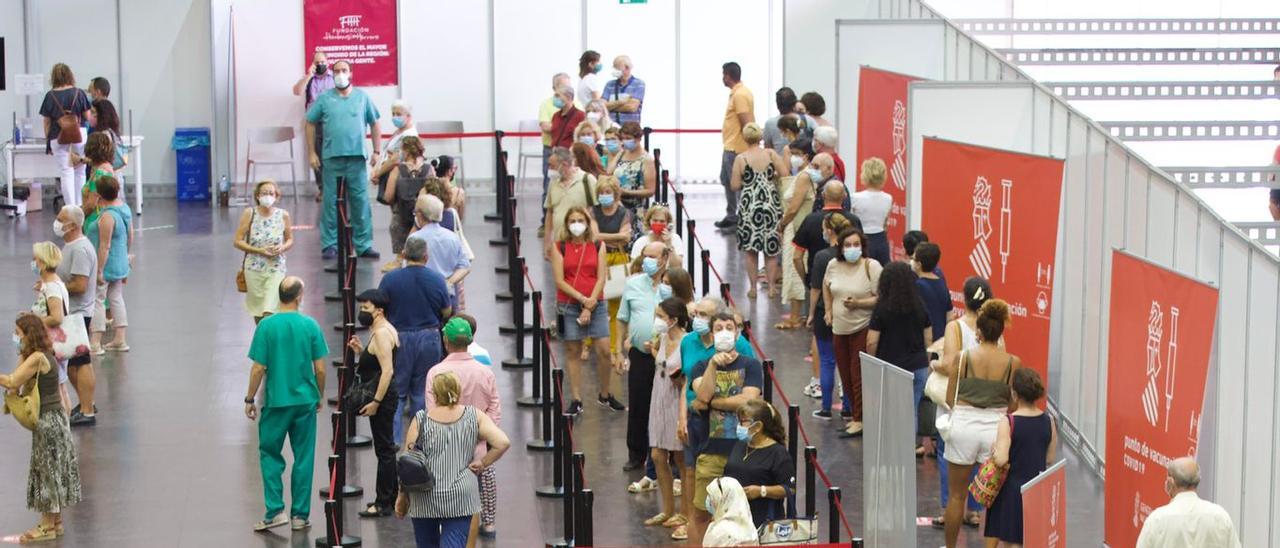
left=620, top=0, right=647, bottom=4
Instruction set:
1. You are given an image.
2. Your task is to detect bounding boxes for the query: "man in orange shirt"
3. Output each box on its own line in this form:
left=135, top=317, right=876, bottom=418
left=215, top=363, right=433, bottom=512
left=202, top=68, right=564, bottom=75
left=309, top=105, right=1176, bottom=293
left=716, top=62, right=755, bottom=230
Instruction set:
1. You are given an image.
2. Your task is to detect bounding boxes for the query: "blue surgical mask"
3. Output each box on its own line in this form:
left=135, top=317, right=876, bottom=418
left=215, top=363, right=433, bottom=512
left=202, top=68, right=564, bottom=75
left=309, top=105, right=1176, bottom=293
left=579, top=135, right=596, bottom=146
left=642, top=257, right=660, bottom=276
left=622, top=140, right=638, bottom=151
left=658, top=283, right=673, bottom=300
left=594, top=62, right=604, bottom=74
left=553, top=97, right=566, bottom=109
left=30, top=260, right=40, bottom=276
left=11, top=334, right=21, bottom=348
left=705, top=493, right=717, bottom=516
left=392, top=116, right=406, bottom=129
left=605, top=140, right=620, bottom=153
left=597, top=193, right=615, bottom=207
left=806, top=167, right=827, bottom=184
left=843, top=246, right=862, bottom=262
left=692, top=317, right=711, bottom=335
left=735, top=423, right=752, bottom=441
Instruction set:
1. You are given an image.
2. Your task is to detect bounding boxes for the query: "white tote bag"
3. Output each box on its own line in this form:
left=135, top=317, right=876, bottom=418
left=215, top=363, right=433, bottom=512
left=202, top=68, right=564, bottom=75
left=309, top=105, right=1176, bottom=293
left=603, top=264, right=629, bottom=300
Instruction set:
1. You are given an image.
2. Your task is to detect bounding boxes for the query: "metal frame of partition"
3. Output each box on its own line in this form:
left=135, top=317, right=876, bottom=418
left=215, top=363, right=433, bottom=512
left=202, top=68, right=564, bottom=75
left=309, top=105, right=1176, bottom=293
left=1044, top=80, right=1280, bottom=101
left=1161, top=166, right=1280, bottom=189
left=955, top=17, right=1280, bottom=35
left=1100, top=120, right=1280, bottom=141
left=1236, top=222, right=1280, bottom=246
left=997, top=47, right=1280, bottom=66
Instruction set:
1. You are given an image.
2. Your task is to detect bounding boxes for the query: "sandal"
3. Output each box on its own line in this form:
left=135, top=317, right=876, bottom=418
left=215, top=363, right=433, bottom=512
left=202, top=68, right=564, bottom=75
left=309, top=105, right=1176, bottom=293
left=19, top=524, right=57, bottom=544
left=358, top=504, right=390, bottom=518
left=774, top=319, right=802, bottom=330
left=964, top=512, right=981, bottom=528
left=662, top=514, right=688, bottom=528
left=930, top=516, right=945, bottom=529
left=670, top=524, right=689, bottom=541
left=644, top=513, right=670, bottom=526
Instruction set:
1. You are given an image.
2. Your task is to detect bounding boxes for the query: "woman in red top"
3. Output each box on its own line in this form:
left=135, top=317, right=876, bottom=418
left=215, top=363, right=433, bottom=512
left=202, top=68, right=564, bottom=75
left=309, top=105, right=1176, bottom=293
left=552, top=206, right=619, bottom=415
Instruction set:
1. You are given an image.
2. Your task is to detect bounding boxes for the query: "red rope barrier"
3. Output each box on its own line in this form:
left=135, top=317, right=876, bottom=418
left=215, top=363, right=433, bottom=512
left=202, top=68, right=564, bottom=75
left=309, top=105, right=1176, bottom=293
left=648, top=128, right=722, bottom=134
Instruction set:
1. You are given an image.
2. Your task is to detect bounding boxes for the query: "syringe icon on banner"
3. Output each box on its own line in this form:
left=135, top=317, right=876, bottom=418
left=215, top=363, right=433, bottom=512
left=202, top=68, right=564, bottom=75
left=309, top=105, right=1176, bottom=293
left=1164, top=307, right=1179, bottom=432
left=999, top=179, right=1012, bottom=283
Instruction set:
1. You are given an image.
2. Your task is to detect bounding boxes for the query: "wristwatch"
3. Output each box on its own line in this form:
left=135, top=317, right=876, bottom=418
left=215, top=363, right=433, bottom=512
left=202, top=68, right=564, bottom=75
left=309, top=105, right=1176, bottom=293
left=244, top=397, right=255, bottom=404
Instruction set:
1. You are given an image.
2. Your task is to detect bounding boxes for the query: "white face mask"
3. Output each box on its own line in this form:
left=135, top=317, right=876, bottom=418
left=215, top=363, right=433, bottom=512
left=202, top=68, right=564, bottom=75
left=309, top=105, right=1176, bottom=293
left=653, top=318, right=670, bottom=336
left=334, top=72, right=351, bottom=89
left=258, top=195, right=276, bottom=208
left=53, top=220, right=66, bottom=235
left=790, top=156, right=804, bottom=173
left=713, top=329, right=735, bottom=352
left=568, top=221, right=587, bottom=237
left=612, top=69, right=624, bottom=79
left=586, top=111, right=603, bottom=123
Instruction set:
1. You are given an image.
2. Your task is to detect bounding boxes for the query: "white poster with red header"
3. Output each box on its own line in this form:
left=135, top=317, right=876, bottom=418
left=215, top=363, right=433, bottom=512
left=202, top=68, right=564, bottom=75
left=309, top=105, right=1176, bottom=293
left=856, top=66, right=924, bottom=261
left=1021, top=460, right=1067, bottom=548
left=303, top=0, right=399, bottom=87
left=1104, top=250, right=1219, bottom=548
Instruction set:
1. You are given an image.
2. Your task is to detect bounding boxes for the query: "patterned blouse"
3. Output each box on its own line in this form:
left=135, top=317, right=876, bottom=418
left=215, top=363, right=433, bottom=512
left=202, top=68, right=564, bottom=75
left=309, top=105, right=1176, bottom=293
left=245, top=207, right=287, bottom=273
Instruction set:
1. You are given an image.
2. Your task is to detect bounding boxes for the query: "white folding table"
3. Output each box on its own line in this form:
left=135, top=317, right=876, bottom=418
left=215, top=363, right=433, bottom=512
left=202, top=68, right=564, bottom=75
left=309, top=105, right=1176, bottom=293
left=3, top=135, right=146, bottom=215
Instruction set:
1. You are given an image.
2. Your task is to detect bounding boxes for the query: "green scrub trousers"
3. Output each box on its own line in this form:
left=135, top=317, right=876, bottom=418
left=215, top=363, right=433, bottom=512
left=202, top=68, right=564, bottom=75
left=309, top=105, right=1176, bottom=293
left=321, top=156, right=374, bottom=254
left=258, top=403, right=317, bottom=520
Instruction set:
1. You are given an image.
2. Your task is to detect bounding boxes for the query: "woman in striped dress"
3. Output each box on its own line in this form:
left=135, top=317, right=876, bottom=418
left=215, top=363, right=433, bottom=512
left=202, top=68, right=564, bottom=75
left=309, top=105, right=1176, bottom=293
left=395, top=372, right=511, bottom=548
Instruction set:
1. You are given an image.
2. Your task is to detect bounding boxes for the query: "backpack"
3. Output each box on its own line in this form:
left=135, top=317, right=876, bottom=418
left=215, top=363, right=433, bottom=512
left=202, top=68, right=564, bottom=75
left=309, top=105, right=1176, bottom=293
left=395, top=164, right=430, bottom=227
left=50, top=91, right=84, bottom=145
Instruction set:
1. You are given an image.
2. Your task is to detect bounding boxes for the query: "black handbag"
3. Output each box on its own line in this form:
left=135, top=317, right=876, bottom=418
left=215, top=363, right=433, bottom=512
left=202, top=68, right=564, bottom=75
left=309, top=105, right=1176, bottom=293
left=342, top=374, right=378, bottom=413
left=397, top=414, right=435, bottom=493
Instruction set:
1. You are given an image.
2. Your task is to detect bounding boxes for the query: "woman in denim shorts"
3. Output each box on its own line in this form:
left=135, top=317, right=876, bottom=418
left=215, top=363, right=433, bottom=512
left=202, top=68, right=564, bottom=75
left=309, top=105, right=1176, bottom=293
left=551, top=206, right=623, bottom=415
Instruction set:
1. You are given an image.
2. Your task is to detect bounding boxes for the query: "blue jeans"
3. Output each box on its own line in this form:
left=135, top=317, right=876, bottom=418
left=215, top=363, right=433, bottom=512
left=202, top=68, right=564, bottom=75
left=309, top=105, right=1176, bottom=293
left=936, top=433, right=982, bottom=511
left=320, top=156, right=374, bottom=253
left=412, top=516, right=472, bottom=548
left=393, top=327, right=443, bottom=442
left=817, top=336, right=850, bottom=412
left=912, top=367, right=928, bottom=431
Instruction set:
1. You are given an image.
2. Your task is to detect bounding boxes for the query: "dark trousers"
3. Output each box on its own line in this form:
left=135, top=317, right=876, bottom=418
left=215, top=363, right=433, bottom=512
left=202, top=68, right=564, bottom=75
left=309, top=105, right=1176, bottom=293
left=369, top=386, right=399, bottom=508
left=626, top=347, right=656, bottom=463
left=393, top=327, right=443, bottom=442
left=312, top=121, right=325, bottom=192
left=866, top=231, right=891, bottom=266
left=833, top=328, right=868, bottom=422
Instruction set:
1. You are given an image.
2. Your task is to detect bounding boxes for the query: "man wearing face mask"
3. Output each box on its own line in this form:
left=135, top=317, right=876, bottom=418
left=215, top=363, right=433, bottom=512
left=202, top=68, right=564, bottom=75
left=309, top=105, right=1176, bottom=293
left=1136, top=457, right=1240, bottom=548
left=305, top=59, right=383, bottom=261
left=54, top=205, right=98, bottom=426
left=794, top=178, right=861, bottom=286
left=687, top=312, right=763, bottom=543
left=616, top=242, right=670, bottom=472
left=604, top=55, right=645, bottom=125
left=371, top=100, right=417, bottom=186
left=293, top=51, right=336, bottom=201
left=539, top=73, right=575, bottom=213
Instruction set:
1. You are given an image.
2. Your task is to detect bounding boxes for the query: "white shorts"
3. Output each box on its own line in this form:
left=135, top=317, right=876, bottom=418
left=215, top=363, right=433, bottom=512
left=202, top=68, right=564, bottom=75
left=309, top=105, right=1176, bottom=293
left=943, top=405, right=1005, bottom=466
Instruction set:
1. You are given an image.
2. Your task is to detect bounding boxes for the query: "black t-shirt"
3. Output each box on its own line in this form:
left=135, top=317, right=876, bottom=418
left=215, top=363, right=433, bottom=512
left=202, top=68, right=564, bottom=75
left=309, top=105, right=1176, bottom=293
left=868, top=298, right=932, bottom=371
left=723, top=441, right=795, bottom=528
left=915, top=275, right=951, bottom=341
left=809, top=247, right=839, bottom=338
left=793, top=209, right=862, bottom=287
left=38, top=88, right=91, bottom=142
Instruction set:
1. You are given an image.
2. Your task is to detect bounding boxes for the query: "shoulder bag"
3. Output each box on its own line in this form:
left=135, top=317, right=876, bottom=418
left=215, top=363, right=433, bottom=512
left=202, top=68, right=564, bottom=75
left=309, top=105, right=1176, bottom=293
left=236, top=208, right=256, bottom=293
left=397, top=411, right=436, bottom=493
left=50, top=91, right=84, bottom=145
left=46, top=295, right=90, bottom=361
left=923, top=326, right=951, bottom=405
left=3, top=363, right=41, bottom=431
left=968, top=414, right=1014, bottom=507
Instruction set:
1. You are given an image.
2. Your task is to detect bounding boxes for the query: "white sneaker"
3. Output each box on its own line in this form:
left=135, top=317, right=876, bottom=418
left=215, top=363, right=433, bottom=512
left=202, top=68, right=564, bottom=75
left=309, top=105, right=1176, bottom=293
left=627, top=476, right=657, bottom=493
left=802, top=379, right=820, bottom=398
left=253, top=513, right=288, bottom=532
left=291, top=518, right=310, bottom=531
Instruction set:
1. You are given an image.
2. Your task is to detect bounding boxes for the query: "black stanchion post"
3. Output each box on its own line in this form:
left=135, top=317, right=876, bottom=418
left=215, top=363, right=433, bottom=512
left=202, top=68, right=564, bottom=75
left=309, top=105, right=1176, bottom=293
left=762, top=359, right=774, bottom=403
left=503, top=286, right=536, bottom=369
left=828, top=487, right=842, bottom=543
left=559, top=450, right=582, bottom=547
left=643, top=127, right=652, bottom=151
left=805, top=446, right=816, bottom=518
left=686, top=219, right=696, bottom=279
left=701, top=250, right=711, bottom=297
left=489, top=192, right=513, bottom=247
left=500, top=260, right=532, bottom=333
left=536, top=368, right=567, bottom=497
left=661, top=169, right=671, bottom=204
left=674, top=191, right=684, bottom=237
left=516, top=295, right=546, bottom=400
left=852, top=538, right=864, bottom=547
left=527, top=328, right=555, bottom=450
left=318, top=408, right=363, bottom=498
left=495, top=255, right=528, bottom=302
left=576, top=489, right=594, bottom=546
left=485, top=131, right=505, bottom=222
left=787, top=405, right=799, bottom=518
left=720, top=282, right=731, bottom=304
left=496, top=225, right=518, bottom=274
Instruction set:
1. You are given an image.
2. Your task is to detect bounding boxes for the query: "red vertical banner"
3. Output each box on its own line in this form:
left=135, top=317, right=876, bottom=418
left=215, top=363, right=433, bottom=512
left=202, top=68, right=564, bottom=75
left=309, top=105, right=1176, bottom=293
left=919, top=138, right=1065, bottom=393
left=1021, top=461, right=1067, bottom=548
left=304, top=0, right=399, bottom=87
left=1104, top=250, right=1219, bottom=548
left=856, top=66, right=923, bottom=261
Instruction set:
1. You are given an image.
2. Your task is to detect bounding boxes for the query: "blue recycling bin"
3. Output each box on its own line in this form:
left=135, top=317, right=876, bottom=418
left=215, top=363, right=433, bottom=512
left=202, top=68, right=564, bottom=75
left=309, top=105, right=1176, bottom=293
left=172, top=127, right=211, bottom=202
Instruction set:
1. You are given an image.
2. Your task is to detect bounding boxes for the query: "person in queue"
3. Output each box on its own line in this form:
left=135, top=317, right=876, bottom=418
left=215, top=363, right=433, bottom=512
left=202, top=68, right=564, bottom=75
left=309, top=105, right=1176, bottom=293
left=807, top=213, right=855, bottom=420
left=244, top=277, right=326, bottom=533
left=604, top=55, right=645, bottom=125
left=88, top=176, right=132, bottom=353
left=606, top=122, right=657, bottom=229
left=941, top=298, right=1020, bottom=548
left=40, top=63, right=92, bottom=208
left=539, top=72, right=576, bottom=208
left=823, top=226, right=882, bottom=438
left=778, top=116, right=813, bottom=176
left=985, top=368, right=1057, bottom=546
left=408, top=194, right=471, bottom=309
left=370, top=100, right=419, bottom=206
left=90, top=99, right=127, bottom=171
left=663, top=267, right=696, bottom=311
left=800, top=91, right=832, bottom=127
left=2, top=314, right=82, bottom=543
left=851, top=157, right=894, bottom=266
left=87, top=76, right=110, bottom=101
left=30, top=242, right=72, bottom=414
left=912, top=241, right=949, bottom=457
left=426, top=317, right=503, bottom=540
left=731, top=122, right=790, bottom=299
left=346, top=289, right=400, bottom=519
left=293, top=51, right=335, bottom=201
left=543, top=146, right=598, bottom=255
left=716, top=61, right=755, bottom=230
left=377, top=236, right=452, bottom=441
left=617, top=241, right=670, bottom=471
left=763, top=87, right=800, bottom=154
left=234, top=180, right=294, bottom=323
left=305, top=59, right=383, bottom=260
left=723, top=399, right=795, bottom=529
left=578, top=50, right=606, bottom=103
left=550, top=86, right=586, bottom=155
left=630, top=204, right=685, bottom=269
left=591, top=177, right=633, bottom=363
left=552, top=206, right=621, bottom=414
left=585, top=99, right=615, bottom=133
left=1136, top=457, right=1242, bottom=548
left=574, top=120, right=604, bottom=151
left=643, top=298, right=692, bottom=532
left=55, top=205, right=99, bottom=425
left=383, top=136, right=432, bottom=266
left=811, top=126, right=848, bottom=189
left=776, top=135, right=817, bottom=330
left=572, top=141, right=607, bottom=179
left=395, top=372, right=511, bottom=548
left=687, top=312, right=764, bottom=543
left=701, top=477, right=759, bottom=546
left=600, top=126, right=623, bottom=166
left=430, top=154, right=466, bottom=220
left=68, top=129, right=116, bottom=217
left=866, top=261, right=933, bottom=428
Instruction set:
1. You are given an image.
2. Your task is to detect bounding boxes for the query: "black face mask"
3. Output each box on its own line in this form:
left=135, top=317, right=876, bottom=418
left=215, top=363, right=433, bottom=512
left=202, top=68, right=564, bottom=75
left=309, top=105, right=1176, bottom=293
left=314, top=63, right=327, bottom=75
left=357, top=311, right=374, bottom=327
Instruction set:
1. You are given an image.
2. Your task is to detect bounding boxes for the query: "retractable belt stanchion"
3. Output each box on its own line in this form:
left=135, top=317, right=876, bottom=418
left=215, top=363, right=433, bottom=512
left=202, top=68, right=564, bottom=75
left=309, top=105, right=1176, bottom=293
left=527, top=329, right=555, bottom=451
left=762, top=359, right=774, bottom=403
left=490, top=174, right=514, bottom=247
left=503, top=283, right=536, bottom=369
left=536, top=370, right=568, bottom=497
left=701, top=250, right=711, bottom=297
left=787, top=405, right=800, bottom=516
left=341, top=255, right=370, bottom=448
left=484, top=131, right=506, bottom=223
left=499, top=259, right=532, bottom=334
left=495, top=240, right=528, bottom=302
left=720, top=282, right=731, bottom=304
left=805, top=446, right=816, bottom=518
left=549, top=450, right=582, bottom=547
left=495, top=214, right=517, bottom=274
left=318, top=314, right=364, bottom=503
left=642, top=126, right=652, bottom=152
left=660, top=169, right=670, bottom=204
left=828, top=487, right=842, bottom=544
left=674, top=190, right=684, bottom=238
left=513, top=291, right=544, bottom=390
left=651, top=148, right=663, bottom=203
left=324, top=177, right=349, bottom=302
left=686, top=219, right=696, bottom=283
left=575, top=487, right=594, bottom=547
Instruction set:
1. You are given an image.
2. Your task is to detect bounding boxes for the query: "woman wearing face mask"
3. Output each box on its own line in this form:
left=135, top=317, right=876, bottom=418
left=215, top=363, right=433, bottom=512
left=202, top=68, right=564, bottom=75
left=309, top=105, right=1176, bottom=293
left=552, top=206, right=622, bottom=414
left=600, top=127, right=622, bottom=166
left=2, top=314, right=82, bottom=543
left=234, top=180, right=295, bottom=323
left=731, top=122, right=790, bottom=299
left=30, top=242, right=73, bottom=414
left=630, top=205, right=685, bottom=269
left=429, top=154, right=466, bottom=220
left=807, top=214, right=854, bottom=420
left=606, top=122, right=656, bottom=222
left=700, top=477, right=759, bottom=546
left=776, top=134, right=817, bottom=330
left=585, top=99, right=615, bottom=133
left=371, top=100, right=416, bottom=201
left=723, top=399, right=794, bottom=528
left=777, top=115, right=813, bottom=175
left=346, top=289, right=400, bottom=518
left=574, top=120, right=604, bottom=154
left=577, top=50, right=605, bottom=104
left=383, top=136, right=431, bottom=267
left=591, top=178, right=633, bottom=363
left=644, top=298, right=691, bottom=531
left=823, top=227, right=882, bottom=437
left=851, top=157, right=894, bottom=267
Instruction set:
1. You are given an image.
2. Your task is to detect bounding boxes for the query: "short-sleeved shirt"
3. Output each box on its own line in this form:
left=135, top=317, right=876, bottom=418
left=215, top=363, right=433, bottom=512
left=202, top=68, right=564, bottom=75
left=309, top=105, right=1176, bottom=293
left=825, top=258, right=883, bottom=335
left=916, top=275, right=952, bottom=341
left=408, top=224, right=470, bottom=295
left=248, top=311, right=328, bottom=408
left=679, top=332, right=757, bottom=405
left=809, top=247, right=839, bottom=338
left=724, top=441, right=795, bottom=527
left=550, top=107, right=586, bottom=149
left=544, top=170, right=597, bottom=231
left=38, top=88, right=91, bottom=143
left=305, top=88, right=380, bottom=159
left=56, top=236, right=98, bottom=316
left=616, top=273, right=661, bottom=352
left=687, top=354, right=764, bottom=456
left=578, top=73, right=605, bottom=106
left=722, top=83, right=755, bottom=153
left=792, top=208, right=863, bottom=286
left=305, top=73, right=336, bottom=106
left=378, top=265, right=451, bottom=331
left=603, top=76, right=646, bottom=125
left=539, top=96, right=559, bottom=147
left=868, top=300, right=932, bottom=371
